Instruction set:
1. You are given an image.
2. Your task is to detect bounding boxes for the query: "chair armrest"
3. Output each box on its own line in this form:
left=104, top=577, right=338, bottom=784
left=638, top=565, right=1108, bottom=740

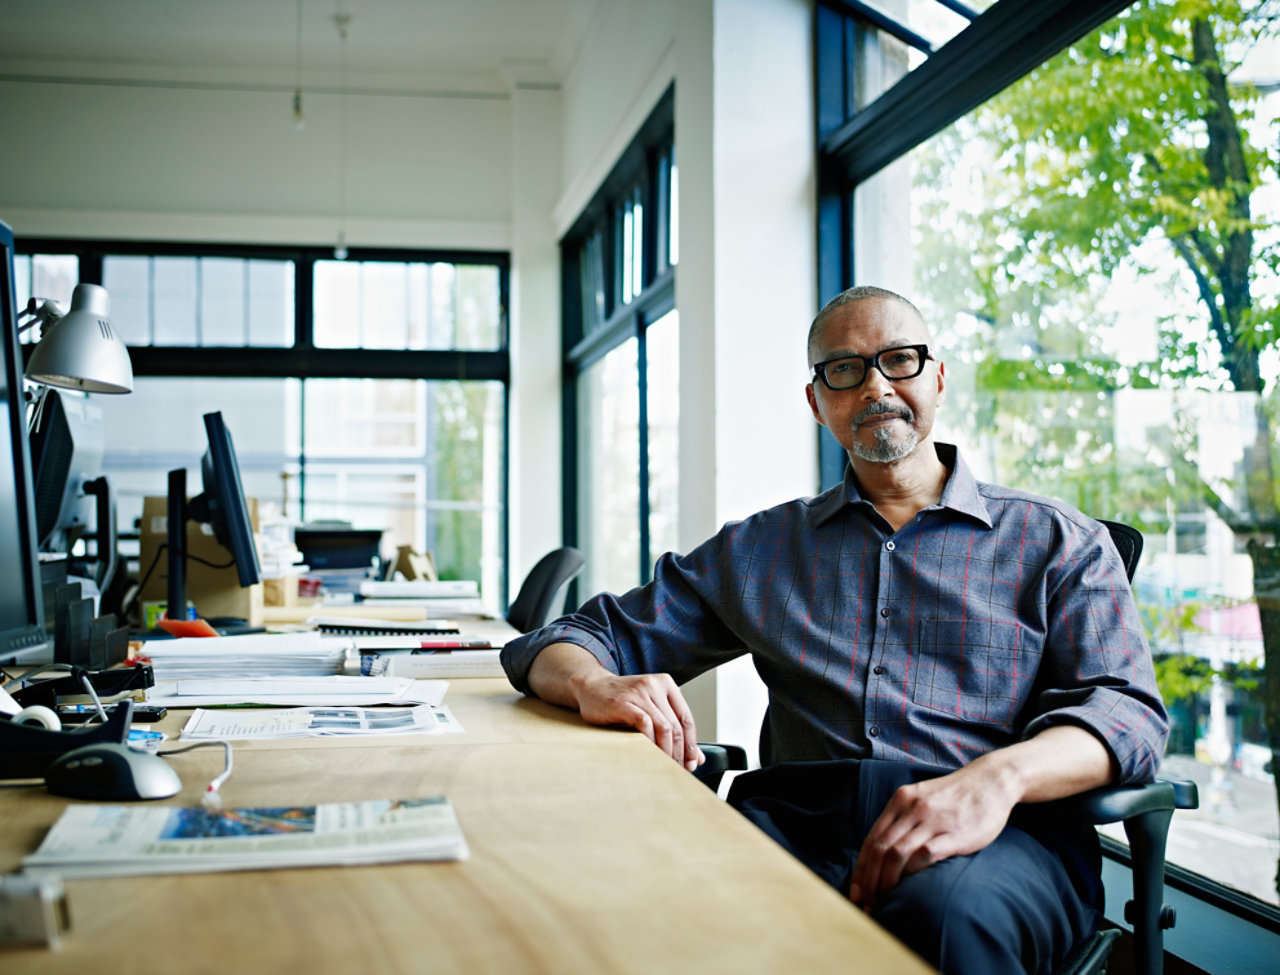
left=692, top=742, right=748, bottom=790
left=1051, top=778, right=1199, bottom=825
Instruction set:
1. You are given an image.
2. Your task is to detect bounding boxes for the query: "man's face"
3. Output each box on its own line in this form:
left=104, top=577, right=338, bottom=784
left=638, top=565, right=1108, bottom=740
left=805, top=299, right=945, bottom=466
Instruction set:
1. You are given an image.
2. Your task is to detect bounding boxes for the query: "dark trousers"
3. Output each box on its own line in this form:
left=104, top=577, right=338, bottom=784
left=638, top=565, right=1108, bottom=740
left=727, top=759, right=1102, bottom=975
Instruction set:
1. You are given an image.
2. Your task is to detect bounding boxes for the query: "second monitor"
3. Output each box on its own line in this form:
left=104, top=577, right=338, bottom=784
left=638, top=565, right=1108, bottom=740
left=165, top=411, right=261, bottom=623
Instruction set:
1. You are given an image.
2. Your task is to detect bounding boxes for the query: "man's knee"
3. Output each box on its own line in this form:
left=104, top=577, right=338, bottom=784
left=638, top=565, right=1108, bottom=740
left=871, top=855, right=1020, bottom=969
left=870, top=846, right=1086, bottom=975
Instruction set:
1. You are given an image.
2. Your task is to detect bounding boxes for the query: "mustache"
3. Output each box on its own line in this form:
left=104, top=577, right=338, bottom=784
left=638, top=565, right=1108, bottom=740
left=851, top=401, right=914, bottom=428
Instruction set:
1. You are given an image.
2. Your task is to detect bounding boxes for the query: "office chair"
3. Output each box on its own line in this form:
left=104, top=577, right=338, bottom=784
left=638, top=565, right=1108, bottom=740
left=506, top=546, right=586, bottom=633
left=695, top=519, right=1197, bottom=975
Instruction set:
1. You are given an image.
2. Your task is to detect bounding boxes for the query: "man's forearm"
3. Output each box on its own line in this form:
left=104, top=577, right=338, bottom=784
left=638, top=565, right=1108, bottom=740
left=526, top=641, right=612, bottom=708
left=970, top=724, right=1116, bottom=806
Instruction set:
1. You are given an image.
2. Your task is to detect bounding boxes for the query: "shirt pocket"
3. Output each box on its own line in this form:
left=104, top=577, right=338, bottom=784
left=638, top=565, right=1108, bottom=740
left=907, top=618, right=1043, bottom=732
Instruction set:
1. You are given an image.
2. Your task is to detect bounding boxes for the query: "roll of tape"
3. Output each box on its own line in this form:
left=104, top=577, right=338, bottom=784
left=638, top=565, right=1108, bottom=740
left=13, top=705, right=61, bottom=732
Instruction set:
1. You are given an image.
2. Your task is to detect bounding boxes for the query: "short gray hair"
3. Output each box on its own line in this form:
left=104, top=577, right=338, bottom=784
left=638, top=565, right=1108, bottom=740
left=807, top=286, right=925, bottom=366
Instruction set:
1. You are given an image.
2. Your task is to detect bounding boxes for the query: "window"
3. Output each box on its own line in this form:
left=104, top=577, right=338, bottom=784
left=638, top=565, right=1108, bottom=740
left=562, top=88, right=678, bottom=595
left=817, top=0, right=1280, bottom=958
left=16, top=240, right=509, bottom=600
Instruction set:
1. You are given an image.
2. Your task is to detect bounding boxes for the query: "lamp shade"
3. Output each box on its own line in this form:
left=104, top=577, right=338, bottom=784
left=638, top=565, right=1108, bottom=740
left=25, top=284, right=133, bottom=394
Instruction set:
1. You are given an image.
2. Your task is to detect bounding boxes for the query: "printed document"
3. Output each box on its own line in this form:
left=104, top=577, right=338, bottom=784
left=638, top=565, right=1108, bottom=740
left=24, top=797, right=469, bottom=878
left=179, top=704, right=464, bottom=740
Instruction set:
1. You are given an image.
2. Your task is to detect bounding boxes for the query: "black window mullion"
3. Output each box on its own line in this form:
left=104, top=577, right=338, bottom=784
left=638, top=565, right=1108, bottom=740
left=296, top=258, right=314, bottom=348
left=636, top=317, right=652, bottom=583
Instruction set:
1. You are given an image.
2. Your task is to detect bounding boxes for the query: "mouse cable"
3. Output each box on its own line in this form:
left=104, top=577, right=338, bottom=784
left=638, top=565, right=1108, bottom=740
left=2, top=664, right=111, bottom=726
left=157, top=740, right=234, bottom=813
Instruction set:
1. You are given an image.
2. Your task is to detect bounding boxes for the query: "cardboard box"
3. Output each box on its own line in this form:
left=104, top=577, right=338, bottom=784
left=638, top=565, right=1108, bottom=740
left=138, top=496, right=264, bottom=626
left=262, top=575, right=298, bottom=608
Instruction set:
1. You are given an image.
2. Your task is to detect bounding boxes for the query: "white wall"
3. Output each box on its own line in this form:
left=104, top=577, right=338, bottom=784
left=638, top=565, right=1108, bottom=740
left=557, top=0, right=816, bottom=756
left=0, top=80, right=511, bottom=249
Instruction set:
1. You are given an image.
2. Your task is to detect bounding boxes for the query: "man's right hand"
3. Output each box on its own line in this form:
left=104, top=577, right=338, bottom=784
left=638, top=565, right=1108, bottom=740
left=528, top=643, right=704, bottom=771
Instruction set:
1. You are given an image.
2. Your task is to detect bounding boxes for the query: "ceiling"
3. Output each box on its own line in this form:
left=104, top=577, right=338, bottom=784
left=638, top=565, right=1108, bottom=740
left=0, top=0, right=603, bottom=93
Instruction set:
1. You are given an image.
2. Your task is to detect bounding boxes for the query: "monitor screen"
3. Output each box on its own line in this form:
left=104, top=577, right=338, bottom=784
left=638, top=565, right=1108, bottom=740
left=164, top=410, right=261, bottom=621
left=0, top=219, right=54, bottom=666
left=199, top=411, right=261, bottom=589
left=28, top=388, right=104, bottom=553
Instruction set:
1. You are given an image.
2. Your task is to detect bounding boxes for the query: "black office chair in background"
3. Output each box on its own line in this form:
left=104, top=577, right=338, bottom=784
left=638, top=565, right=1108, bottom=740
left=695, top=520, right=1197, bottom=975
left=506, top=546, right=585, bottom=633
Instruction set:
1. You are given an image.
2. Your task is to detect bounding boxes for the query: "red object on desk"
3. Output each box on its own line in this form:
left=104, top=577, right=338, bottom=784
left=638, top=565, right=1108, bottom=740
left=156, top=618, right=221, bottom=638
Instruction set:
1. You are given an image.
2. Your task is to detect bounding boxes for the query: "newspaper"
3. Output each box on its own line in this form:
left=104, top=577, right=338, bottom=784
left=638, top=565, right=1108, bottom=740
left=23, top=797, right=469, bottom=878
left=179, top=705, right=464, bottom=740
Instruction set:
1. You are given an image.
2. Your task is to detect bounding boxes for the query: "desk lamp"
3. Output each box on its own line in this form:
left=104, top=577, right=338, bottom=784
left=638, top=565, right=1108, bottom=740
left=17, top=284, right=133, bottom=394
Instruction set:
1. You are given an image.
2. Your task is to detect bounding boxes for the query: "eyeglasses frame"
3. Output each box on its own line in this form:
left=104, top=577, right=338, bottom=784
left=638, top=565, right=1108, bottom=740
left=810, top=343, right=934, bottom=392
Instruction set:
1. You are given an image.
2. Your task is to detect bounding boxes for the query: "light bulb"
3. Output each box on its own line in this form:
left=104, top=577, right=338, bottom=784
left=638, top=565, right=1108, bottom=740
left=291, top=90, right=305, bottom=131
left=334, top=231, right=348, bottom=261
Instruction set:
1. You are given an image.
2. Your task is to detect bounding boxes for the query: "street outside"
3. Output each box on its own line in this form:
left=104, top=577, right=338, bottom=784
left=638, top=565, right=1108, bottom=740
left=1100, top=754, right=1280, bottom=909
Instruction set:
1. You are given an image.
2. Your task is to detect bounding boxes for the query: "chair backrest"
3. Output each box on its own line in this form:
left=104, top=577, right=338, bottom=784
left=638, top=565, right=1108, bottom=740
left=506, top=547, right=586, bottom=633
left=1098, top=519, right=1143, bottom=583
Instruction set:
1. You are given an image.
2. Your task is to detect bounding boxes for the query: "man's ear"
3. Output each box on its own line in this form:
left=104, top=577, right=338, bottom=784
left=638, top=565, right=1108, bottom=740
left=936, top=360, right=946, bottom=406
left=806, top=382, right=827, bottom=427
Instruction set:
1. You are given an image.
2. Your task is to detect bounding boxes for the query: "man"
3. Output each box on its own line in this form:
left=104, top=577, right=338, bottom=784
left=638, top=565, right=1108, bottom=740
left=501, top=286, right=1168, bottom=974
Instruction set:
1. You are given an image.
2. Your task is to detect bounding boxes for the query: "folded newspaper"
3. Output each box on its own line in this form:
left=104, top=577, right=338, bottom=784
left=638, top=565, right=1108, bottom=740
left=24, top=797, right=469, bottom=878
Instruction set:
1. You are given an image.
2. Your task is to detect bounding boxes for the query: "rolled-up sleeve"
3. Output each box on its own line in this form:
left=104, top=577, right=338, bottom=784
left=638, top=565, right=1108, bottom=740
left=501, top=534, right=746, bottom=696
left=1022, top=524, right=1170, bottom=784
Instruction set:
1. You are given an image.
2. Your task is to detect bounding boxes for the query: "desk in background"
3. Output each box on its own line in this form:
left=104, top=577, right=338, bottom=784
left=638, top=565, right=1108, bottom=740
left=1, top=679, right=932, bottom=974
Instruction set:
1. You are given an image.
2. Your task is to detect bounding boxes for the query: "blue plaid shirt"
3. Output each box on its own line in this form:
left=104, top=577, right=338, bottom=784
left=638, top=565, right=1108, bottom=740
left=502, top=444, right=1169, bottom=783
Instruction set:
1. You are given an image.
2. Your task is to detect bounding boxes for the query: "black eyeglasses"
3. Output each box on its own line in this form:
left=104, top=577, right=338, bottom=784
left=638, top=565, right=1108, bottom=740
left=811, top=344, right=933, bottom=391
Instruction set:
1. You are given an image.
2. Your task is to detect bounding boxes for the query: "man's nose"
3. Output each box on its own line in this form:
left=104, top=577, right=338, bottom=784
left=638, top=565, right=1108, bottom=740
left=859, top=365, right=895, bottom=398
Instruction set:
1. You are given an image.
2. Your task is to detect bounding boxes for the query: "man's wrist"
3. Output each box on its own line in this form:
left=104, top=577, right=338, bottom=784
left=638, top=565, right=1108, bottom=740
left=968, top=748, right=1029, bottom=806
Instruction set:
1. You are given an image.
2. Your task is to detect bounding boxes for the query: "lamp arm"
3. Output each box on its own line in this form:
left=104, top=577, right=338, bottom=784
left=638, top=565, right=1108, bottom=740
left=15, top=298, right=66, bottom=338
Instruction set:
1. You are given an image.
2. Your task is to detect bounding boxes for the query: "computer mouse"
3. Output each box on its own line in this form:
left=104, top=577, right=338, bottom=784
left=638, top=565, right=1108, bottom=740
left=44, top=743, right=182, bottom=801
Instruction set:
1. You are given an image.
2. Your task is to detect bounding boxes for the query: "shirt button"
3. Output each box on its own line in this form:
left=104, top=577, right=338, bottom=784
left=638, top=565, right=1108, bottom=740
left=873, top=665, right=885, bottom=675
left=885, top=540, right=896, bottom=551
left=880, top=607, right=891, bottom=618
left=869, top=726, right=880, bottom=738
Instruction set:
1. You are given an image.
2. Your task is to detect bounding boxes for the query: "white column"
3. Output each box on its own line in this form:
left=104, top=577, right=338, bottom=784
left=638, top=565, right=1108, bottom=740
left=508, top=80, right=564, bottom=594
left=675, top=0, right=817, bottom=761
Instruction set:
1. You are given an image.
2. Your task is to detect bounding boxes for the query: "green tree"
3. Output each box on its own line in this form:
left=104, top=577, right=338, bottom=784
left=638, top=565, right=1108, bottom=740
left=918, top=0, right=1280, bottom=894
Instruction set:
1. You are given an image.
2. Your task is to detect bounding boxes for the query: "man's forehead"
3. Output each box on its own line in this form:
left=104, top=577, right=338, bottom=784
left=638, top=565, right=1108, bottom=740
left=812, top=299, right=930, bottom=355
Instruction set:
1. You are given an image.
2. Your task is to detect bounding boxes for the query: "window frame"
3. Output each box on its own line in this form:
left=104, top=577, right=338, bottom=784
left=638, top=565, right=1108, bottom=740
left=15, top=236, right=512, bottom=604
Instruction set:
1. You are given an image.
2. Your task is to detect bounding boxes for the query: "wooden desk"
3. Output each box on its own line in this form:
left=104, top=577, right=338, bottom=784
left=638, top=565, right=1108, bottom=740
left=1, top=680, right=932, bottom=974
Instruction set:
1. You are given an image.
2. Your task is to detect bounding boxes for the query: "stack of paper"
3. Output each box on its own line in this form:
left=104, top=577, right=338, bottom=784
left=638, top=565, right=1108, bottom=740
left=358, top=579, right=478, bottom=599
left=147, top=675, right=449, bottom=708
left=138, top=632, right=346, bottom=680
left=24, top=797, right=469, bottom=878
left=360, top=649, right=504, bottom=679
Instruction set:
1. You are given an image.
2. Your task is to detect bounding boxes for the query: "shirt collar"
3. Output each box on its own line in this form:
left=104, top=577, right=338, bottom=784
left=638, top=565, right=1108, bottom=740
left=810, top=442, right=993, bottom=529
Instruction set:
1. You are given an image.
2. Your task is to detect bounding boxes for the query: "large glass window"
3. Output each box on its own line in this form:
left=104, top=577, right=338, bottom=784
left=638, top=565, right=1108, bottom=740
left=104, top=256, right=294, bottom=347
left=16, top=241, right=509, bottom=599
left=818, top=0, right=1280, bottom=947
left=899, top=4, right=1280, bottom=909
left=578, top=340, right=641, bottom=595
left=563, top=87, right=678, bottom=594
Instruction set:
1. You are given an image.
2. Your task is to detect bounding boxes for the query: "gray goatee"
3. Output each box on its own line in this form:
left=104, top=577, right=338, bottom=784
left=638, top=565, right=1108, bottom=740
left=849, top=402, right=917, bottom=463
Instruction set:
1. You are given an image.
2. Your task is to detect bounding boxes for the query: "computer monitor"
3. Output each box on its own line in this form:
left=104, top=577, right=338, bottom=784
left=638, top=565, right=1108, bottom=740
left=28, top=388, right=104, bottom=552
left=0, top=219, right=55, bottom=665
left=165, top=411, right=262, bottom=621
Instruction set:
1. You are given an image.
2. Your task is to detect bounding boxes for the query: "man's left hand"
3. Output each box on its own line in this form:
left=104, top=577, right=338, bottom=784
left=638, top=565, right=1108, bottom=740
left=847, top=761, right=1018, bottom=910
left=847, top=725, right=1115, bottom=909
